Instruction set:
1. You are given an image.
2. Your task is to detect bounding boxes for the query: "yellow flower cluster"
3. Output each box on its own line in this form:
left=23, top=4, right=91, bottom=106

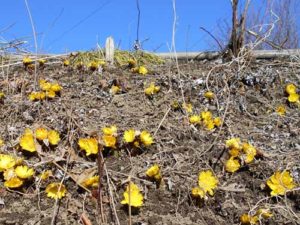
left=102, top=125, right=118, bottom=148
left=146, top=164, right=162, bottom=182
left=0, top=154, right=34, bottom=189
left=144, top=82, right=160, bottom=96
left=225, top=138, right=257, bottom=173
left=189, top=110, right=222, bottom=131
left=29, top=80, right=62, bottom=101
left=123, top=129, right=153, bottom=147
left=191, top=170, right=218, bottom=199
left=77, top=126, right=153, bottom=155
left=240, top=208, right=272, bottom=224
left=121, top=182, right=144, bottom=207
left=35, top=127, right=61, bottom=145
left=20, top=128, right=60, bottom=153
left=285, top=83, right=299, bottom=104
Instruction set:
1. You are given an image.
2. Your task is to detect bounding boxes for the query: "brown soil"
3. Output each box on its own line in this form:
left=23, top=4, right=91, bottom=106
left=0, top=58, right=299, bottom=225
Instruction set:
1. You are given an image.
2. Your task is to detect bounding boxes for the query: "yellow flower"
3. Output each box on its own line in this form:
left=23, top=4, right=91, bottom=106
left=203, top=119, right=215, bottom=131
left=20, top=131, right=36, bottom=153
left=226, top=138, right=241, bottom=150
left=38, top=59, right=46, bottom=66
left=285, top=83, right=297, bottom=95
left=146, top=164, right=161, bottom=181
left=28, top=92, right=46, bottom=101
left=78, top=138, right=99, bottom=156
left=15, top=165, right=34, bottom=179
left=198, top=170, right=218, bottom=196
left=63, top=59, right=70, bottom=66
left=102, top=135, right=116, bottom=148
left=204, top=91, right=214, bottom=99
left=182, top=103, right=193, bottom=113
left=171, top=100, right=180, bottom=109
left=242, top=143, right=257, bottom=163
left=39, top=170, right=53, bottom=180
left=191, top=187, right=205, bottom=198
left=50, top=83, right=62, bottom=93
left=4, top=177, right=24, bottom=188
left=35, top=128, right=48, bottom=141
left=123, top=129, right=136, bottom=143
left=140, top=130, right=153, bottom=146
left=288, top=93, right=299, bottom=103
left=189, top=115, right=201, bottom=124
left=276, top=105, right=286, bottom=116
left=138, top=66, right=148, bottom=75
left=46, top=90, right=56, bottom=99
left=48, top=130, right=60, bottom=145
left=144, top=82, right=160, bottom=96
left=266, top=171, right=296, bottom=196
left=213, top=117, right=222, bottom=127
left=225, top=157, right=240, bottom=173
left=121, top=182, right=144, bottom=207
left=0, top=154, right=16, bottom=172
left=110, top=85, right=121, bottom=95
left=88, top=61, right=99, bottom=71
left=39, top=80, right=51, bottom=91
left=201, top=111, right=213, bottom=121
left=102, top=125, right=118, bottom=136
left=45, top=182, right=67, bottom=199
left=23, top=56, right=32, bottom=66
left=82, top=176, right=99, bottom=188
